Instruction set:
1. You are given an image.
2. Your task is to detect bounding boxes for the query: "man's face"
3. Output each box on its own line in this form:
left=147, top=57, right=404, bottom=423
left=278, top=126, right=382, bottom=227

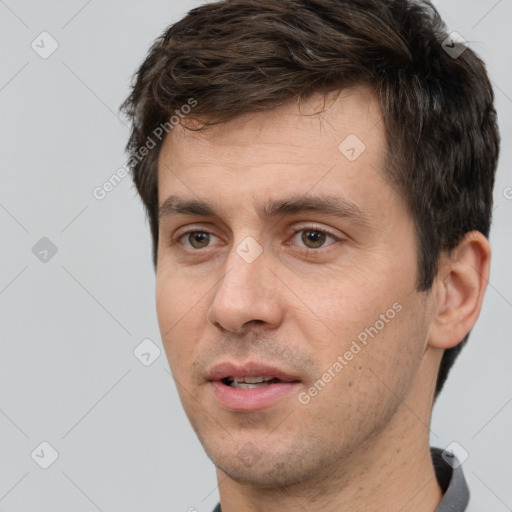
left=155, top=89, right=436, bottom=487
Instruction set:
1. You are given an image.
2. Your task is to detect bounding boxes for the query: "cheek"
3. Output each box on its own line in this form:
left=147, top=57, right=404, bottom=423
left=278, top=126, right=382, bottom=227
left=155, top=271, right=205, bottom=375
left=156, top=260, right=206, bottom=325
left=291, top=271, right=399, bottom=352
left=293, top=259, right=424, bottom=386
left=302, top=299, right=427, bottom=437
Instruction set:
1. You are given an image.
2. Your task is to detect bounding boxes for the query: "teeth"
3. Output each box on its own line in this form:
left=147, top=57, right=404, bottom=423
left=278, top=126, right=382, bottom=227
left=231, top=381, right=273, bottom=389
left=238, top=376, right=274, bottom=384
left=225, top=376, right=278, bottom=389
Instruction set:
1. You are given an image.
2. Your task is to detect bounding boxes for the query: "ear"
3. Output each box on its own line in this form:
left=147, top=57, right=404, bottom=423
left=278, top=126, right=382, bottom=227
left=428, top=231, right=491, bottom=350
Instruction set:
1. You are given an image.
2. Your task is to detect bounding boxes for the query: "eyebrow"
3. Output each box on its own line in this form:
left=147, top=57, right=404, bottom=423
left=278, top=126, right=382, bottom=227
left=158, top=194, right=374, bottom=228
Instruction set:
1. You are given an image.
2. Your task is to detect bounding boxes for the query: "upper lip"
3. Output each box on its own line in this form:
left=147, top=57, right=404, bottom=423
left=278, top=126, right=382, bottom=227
left=207, top=361, right=301, bottom=382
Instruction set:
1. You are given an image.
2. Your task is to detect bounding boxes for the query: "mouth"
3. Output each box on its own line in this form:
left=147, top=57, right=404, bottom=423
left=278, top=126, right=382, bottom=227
left=207, top=362, right=302, bottom=411
left=221, top=376, right=289, bottom=389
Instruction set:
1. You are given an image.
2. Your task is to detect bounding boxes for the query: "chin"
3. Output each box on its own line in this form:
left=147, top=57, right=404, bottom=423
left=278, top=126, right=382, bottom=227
left=216, top=458, right=300, bottom=488
left=203, top=439, right=317, bottom=489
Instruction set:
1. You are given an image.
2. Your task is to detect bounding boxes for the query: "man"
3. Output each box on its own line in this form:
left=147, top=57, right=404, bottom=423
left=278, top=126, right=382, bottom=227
left=120, top=0, right=500, bottom=510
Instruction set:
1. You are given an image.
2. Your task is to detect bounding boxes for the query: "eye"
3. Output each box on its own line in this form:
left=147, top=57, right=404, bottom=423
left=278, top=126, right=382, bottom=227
left=174, top=226, right=340, bottom=252
left=178, top=231, right=219, bottom=250
left=290, top=227, right=339, bottom=250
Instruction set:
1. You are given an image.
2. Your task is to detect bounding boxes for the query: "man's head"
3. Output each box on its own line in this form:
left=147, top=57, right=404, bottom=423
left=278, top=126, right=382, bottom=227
left=120, top=0, right=498, bottom=490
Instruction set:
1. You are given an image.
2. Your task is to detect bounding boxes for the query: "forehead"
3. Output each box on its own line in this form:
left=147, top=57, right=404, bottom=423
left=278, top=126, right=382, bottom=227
left=158, top=87, right=385, bottom=178
left=155, top=87, right=396, bottom=231
left=155, top=87, right=416, bottom=268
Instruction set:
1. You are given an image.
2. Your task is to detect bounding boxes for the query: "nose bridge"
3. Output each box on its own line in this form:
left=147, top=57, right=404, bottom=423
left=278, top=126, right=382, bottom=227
left=207, top=233, right=283, bottom=332
left=217, top=234, right=268, bottom=303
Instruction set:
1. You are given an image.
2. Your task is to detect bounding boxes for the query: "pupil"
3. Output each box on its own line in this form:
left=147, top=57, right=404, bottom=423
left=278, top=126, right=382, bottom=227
left=190, top=232, right=209, bottom=248
left=302, top=230, right=325, bottom=248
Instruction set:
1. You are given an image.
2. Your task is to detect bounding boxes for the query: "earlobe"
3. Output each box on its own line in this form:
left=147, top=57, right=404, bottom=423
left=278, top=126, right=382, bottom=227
left=428, top=231, right=491, bottom=350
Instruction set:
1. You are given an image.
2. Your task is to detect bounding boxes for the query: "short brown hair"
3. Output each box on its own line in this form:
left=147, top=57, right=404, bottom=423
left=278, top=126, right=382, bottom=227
left=120, top=0, right=500, bottom=399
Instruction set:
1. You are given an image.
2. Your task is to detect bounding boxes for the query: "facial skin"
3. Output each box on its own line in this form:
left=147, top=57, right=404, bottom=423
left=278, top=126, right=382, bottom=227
left=155, top=88, right=490, bottom=512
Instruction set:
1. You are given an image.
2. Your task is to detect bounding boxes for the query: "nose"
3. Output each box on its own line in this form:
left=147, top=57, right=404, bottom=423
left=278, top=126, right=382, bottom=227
left=206, top=240, right=285, bottom=334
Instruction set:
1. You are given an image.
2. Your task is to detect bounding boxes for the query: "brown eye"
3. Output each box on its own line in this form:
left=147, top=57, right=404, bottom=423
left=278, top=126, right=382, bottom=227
left=291, top=228, right=337, bottom=250
left=301, top=230, right=327, bottom=249
left=185, top=232, right=212, bottom=249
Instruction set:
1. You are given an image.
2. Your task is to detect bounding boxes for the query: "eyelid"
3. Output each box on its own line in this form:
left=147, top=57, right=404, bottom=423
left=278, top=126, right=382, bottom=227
left=290, top=223, right=341, bottom=239
left=173, top=227, right=219, bottom=250
left=287, top=224, right=341, bottom=251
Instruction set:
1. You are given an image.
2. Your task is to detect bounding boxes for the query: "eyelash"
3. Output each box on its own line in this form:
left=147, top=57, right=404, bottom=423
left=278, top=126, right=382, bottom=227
left=173, top=225, right=340, bottom=252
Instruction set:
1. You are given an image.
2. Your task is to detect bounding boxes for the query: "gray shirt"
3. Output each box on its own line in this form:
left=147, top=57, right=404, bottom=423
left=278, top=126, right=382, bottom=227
left=211, top=446, right=469, bottom=512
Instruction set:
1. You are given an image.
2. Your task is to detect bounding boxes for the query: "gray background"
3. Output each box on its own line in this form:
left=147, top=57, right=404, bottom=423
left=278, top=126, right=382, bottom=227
left=0, top=0, right=510, bottom=511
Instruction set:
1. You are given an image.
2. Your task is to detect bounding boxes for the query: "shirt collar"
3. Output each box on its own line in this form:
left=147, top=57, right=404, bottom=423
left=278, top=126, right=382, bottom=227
left=431, top=446, right=470, bottom=511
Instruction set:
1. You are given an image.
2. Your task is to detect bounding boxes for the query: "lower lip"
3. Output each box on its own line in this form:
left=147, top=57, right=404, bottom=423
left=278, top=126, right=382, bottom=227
left=210, top=380, right=301, bottom=411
